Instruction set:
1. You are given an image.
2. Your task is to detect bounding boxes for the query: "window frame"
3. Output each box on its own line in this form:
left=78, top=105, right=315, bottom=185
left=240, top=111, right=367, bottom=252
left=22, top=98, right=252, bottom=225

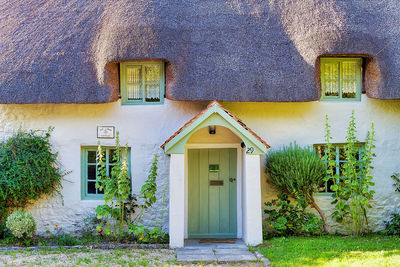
left=320, top=57, right=362, bottom=102
left=81, top=146, right=131, bottom=200
left=314, top=142, right=365, bottom=195
left=120, top=61, right=165, bottom=105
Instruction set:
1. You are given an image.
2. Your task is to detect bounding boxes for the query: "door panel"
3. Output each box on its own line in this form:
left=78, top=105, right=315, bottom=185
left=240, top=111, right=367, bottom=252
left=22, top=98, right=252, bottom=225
left=188, top=148, right=237, bottom=238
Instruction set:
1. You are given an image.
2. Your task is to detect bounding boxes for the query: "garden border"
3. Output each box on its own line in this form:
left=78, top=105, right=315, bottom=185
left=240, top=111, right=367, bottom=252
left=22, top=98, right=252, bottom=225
left=0, top=243, right=169, bottom=251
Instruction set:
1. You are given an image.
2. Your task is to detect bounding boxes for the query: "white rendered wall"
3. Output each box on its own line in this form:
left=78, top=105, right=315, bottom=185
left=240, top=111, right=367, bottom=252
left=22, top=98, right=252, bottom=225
left=168, top=154, right=185, bottom=248
left=0, top=96, right=399, bottom=235
left=242, top=154, right=263, bottom=245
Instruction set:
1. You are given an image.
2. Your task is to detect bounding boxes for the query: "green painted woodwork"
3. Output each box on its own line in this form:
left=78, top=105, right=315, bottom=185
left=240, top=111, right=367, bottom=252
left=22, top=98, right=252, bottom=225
left=320, top=58, right=362, bottom=101
left=313, top=143, right=365, bottom=194
left=164, top=102, right=268, bottom=155
left=188, top=148, right=237, bottom=238
left=81, top=146, right=131, bottom=200
left=120, top=61, right=165, bottom=105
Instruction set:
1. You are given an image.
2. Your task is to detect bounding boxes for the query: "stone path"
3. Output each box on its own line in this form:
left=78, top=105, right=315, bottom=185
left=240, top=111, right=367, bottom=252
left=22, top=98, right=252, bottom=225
left=176, top=239, right=270, bottom=266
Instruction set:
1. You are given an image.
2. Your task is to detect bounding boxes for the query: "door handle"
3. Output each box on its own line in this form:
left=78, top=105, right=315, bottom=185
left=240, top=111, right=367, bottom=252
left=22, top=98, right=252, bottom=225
left=229, top=178, right=236, bottom=182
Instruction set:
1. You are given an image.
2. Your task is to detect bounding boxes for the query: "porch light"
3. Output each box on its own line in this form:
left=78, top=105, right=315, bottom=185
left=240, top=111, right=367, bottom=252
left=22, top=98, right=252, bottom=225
left=208, top=125, right=216, bottom=134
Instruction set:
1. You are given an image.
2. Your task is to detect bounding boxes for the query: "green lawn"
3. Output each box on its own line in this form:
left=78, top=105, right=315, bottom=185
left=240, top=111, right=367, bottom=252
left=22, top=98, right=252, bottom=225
left=0, top=248, right=177, bottom=266
left=258, top=235, right=400, bottom=267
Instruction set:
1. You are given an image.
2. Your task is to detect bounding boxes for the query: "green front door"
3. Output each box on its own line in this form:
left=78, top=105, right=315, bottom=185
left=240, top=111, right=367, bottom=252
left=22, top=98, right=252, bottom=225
left=188, top=148, right=237, bottom=238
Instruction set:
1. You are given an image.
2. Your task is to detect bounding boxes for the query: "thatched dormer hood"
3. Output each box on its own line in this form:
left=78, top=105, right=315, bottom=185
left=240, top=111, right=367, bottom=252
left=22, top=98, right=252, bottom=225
left=1, top=0, right=399, bottom=103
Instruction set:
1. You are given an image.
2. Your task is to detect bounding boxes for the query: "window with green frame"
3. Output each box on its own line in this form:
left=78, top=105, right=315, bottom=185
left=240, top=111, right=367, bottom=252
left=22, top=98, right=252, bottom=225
left=320, top=57, right=362, bottom=101
left=314, top=143, right=364, bottom=193
left=81, top=147, right=131, bottom=200
left=120, top=61, right=165, bottom=105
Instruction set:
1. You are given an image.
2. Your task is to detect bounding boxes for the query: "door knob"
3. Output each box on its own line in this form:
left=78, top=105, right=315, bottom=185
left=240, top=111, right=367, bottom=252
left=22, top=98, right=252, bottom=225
left=229, top=178, right=236, bottom=182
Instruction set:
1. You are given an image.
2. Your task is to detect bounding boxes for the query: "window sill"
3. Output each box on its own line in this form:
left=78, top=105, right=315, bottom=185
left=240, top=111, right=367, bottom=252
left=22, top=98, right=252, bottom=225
left=314, top=193, right=333, bottom=198
left=320, top=99, right=361, bottom=102
left=81, top=195, right=105, bottom=201
left=121, top=101, right=164, bottom=106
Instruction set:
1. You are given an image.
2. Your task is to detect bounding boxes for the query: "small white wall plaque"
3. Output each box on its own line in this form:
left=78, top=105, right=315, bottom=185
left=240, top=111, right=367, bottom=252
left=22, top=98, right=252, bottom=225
left=97, top=126, right=115, bottom=139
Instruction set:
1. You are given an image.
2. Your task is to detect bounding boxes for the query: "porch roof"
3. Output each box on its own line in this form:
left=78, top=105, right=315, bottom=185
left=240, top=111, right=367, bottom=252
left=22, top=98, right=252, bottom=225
left=161, top=100, right=270, bottom=155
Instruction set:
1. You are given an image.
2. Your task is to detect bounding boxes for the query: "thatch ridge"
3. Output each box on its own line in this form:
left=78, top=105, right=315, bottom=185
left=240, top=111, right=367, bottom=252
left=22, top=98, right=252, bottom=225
left=1, top=0, right=400, bottom=103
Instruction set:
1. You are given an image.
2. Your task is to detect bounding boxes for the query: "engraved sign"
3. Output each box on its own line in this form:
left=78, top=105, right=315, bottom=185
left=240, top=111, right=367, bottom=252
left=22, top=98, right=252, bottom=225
left=97, top=126, right=115, bottom=139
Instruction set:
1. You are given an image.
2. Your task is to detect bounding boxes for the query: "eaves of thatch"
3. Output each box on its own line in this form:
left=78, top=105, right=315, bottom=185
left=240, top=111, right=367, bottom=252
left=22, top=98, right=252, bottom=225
left=0, top=0, right=399, bottom=103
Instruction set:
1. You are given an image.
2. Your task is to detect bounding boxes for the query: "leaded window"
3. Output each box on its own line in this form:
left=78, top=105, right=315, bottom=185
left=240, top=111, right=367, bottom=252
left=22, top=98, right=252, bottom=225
left=81, top=147, right=131, bottom=200
left=320, top=58, right=362, bottom=101
left=314, top=143, right=364, bottom=193
left=120, top=61, right=165, bottom=105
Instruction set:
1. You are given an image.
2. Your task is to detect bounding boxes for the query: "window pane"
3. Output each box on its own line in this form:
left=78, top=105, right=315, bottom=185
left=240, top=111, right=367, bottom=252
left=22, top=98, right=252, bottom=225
left=327, top=178, right=335, bottom=192
left=127, top=67, right=142, bottom=100
left=341, top=62, right=358, bottom=98
left=323, top=62, right=339, bottom=97
left=97, top=187, right=104, bottom=194
left=144, top=65, right=161, bottom=101
left=88, top=181, right=96, bottom=194
left=144, top=65, right=160, bottom=82
left=88, top=151, right=96, bottom=163
left=318, top=181, right=327, bottom=192
left=87, top=165, right=96, bottom=180
left=109, top=149, right=117, bottom=164
left=339, top=162, right=346, bottom=175
left=315, top=145, right=324, bottom=157
left=339, top=148, right=346, bottom=160
left=109, top=164, right=115, bottom=176
left=145, top=84, right=160, bottom=101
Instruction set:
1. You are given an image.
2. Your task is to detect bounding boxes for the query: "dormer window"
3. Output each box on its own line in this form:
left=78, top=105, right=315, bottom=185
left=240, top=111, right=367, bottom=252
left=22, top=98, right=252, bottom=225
left=120, top=61, right=165, bottom=105
left=320, top=58, right=362, bottom=101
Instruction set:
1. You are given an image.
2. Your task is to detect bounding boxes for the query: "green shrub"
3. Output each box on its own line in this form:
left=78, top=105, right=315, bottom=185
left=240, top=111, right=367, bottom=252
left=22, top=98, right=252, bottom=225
left=5, top=211, right=36, bottom=239
left=263, top=194, right=323, bottom=238
left=128, top=225, right=169, bottom=244
left=265, top=143, right=328, bottom=229
left=0, top=222, right=7, bottom=239
left=384, top=212, right=400, bottom=236
left=0, top=128, right=64, bottom=224
left=52, top=233, right=82, bottom=246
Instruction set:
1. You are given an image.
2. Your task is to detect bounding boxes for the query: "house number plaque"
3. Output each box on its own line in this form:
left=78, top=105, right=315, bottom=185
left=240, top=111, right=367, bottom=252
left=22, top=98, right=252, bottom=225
left=246, top=147, right=254, bottom=154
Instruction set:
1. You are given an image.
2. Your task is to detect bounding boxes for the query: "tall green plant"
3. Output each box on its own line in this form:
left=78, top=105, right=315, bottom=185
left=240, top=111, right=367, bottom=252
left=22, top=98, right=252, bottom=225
left=135, top=155, right=158, bottom=223
left=265, top=143, right=328, bottom=231
left=391, top=173, right=400, bottom=193
left=95, top=132, right=131, bottom=238
left=129, top=155, right=168, bottom=243
left=323, top=112, right=376, bottom=236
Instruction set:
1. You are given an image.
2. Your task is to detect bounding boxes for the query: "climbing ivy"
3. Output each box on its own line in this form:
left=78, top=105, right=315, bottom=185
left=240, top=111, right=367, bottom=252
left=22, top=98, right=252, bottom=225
left=0, top=128, right=64, bottom=232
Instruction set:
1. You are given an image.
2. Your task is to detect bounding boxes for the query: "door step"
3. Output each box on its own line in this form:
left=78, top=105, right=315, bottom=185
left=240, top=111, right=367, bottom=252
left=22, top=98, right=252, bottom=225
left=199, top=239, right=236, bottom=244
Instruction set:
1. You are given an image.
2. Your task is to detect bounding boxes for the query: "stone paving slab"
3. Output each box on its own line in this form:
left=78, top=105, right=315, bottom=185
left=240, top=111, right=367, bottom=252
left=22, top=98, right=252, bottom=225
left=216, top=253, right=258, bottom=262
left=176, top=248, right=214, bottom=255
left=214, top=248, right=254, bottom=255
left=176, top=239, right=262, bottom=264
left=183, top=239, right=248, bottom=249
left=214, top=243, right=248, bottom=249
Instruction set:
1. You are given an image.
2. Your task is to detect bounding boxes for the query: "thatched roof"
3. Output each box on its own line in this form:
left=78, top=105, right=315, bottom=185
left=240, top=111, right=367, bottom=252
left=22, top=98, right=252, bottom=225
left=1, top=0, right=399, bottom=103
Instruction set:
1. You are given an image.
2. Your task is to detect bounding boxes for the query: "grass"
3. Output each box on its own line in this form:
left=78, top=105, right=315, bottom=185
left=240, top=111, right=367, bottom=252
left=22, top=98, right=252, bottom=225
left=258, top=234, right=400, bottom=267
left=0, top=247, right=177, bottom=266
